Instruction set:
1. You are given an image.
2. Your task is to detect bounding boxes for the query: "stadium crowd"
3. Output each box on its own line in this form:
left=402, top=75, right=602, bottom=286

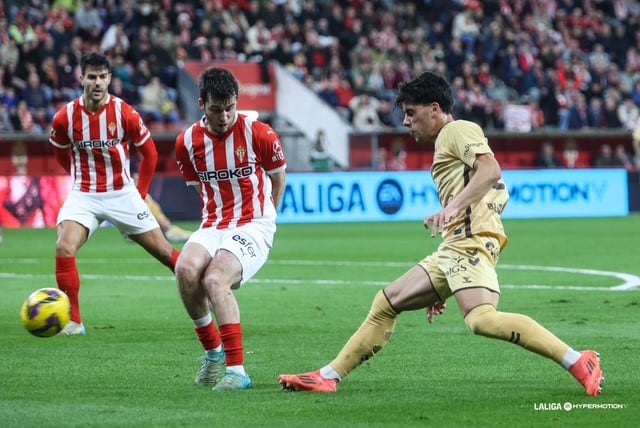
left=1, top=0, right=640, bottom=138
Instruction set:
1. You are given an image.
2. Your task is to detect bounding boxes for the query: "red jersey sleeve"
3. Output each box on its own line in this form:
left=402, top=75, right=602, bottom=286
left=135, top=138, right=158, bottom=198
left=253, top=122, right=286, bottom=173
left=175, top=131, right=199, bottom=184
left=49, top=108, right=72, bottom=148
left=121, top=103, right=151, bottom=147
left=49, top=109, right=72, bottom=173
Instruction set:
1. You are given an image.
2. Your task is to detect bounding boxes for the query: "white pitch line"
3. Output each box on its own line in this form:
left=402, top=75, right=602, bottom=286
left=499, top=264, right=640, bottom=291
left=1, top=261, right=639, bottom=290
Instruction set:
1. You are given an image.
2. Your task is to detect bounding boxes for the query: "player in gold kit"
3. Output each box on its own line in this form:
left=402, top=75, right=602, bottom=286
left=278, top=71, right=603, bottom=396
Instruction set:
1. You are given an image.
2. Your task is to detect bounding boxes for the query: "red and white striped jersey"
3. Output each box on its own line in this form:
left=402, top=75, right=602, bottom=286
left=49, top=94, right=151, bottom=193
left=175, top=114, right=287, bottom=229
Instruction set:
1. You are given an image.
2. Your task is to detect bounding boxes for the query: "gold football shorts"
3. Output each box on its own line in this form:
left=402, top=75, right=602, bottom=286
left=418, top=235, right=502, bottom=300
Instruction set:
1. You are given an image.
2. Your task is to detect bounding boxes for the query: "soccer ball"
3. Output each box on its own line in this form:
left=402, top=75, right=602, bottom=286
left=20, top=288, right=71, bottom=337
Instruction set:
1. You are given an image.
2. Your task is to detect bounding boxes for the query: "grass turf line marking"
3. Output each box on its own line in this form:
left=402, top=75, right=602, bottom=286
left=1, top=260, right=639, bottom=291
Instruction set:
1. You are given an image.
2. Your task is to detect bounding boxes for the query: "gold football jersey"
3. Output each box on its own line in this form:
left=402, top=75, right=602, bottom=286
left=431, top=120, right=509, bottom=248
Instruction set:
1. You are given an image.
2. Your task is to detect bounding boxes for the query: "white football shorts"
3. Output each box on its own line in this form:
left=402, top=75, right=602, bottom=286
left=57, top=185, right=160, bottom=237
left=186, top=222, right=275, bottom=286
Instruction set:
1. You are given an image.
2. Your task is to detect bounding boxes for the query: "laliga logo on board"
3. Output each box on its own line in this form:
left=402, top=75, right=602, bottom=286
left=376, top=179, right=403, bottom=215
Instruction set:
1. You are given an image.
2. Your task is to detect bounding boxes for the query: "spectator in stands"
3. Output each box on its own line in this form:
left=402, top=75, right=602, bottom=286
left=444, top=38, right=467, bottom=76
left=131, top=59, right=153, bottom=91
left=562, top=140, right=582, bottom=168
left=111, top=53, right=134, bottom=92
left=387, top=140, right=407, bottom=171
left=288, top=51, right=310, bottom=82
left=1, top=81, right=19, bottom=111
left=55, top=53, right=81, bottom=101
left=73, top=0, right=103, bottom=43
left=613, top=144, right=634, bottom=170
left=0, top=103, right=15, bottom=132
left=451, top=2, right=481, bottom=59
left=107, top=0, right=138, bottom=37
left=7, top=10, right=36, bottom=46
left=617, top=97, right=639, bottom=131
left=499, top=43, right=522, bottom=91
left=593, top=144, right=622, bottom=167
left=534, top=141, right=563, bottom=168
left=109, top=76, right=137, bottom=105
left=246, top=19, right=272, bottom=56
left=192, top=36, right=212, bottom=62
left=372, top=146, right=388, bottom=171
left=349, top=93, right=384, bottom=132
left=526, top=97, right=545, bottom=130
left=15, top=99, right=39, bottom=133
left=0, top=37, right=19, bottom=68
left=593, top=144, right=633, bottom=170
left=332, top=74, right=355, bottom=121
left=566, top=93, right=590, bottom=129
left=22, top=70, right=51, bottom=116
left=586, top=97, right=605, bottom=128
left=316, top=76, right=341, bottom=110
left=377, top=99, right=404, bottom=128
left=39, top=56, right=62, bottom=105
left=309, top=130, right=334, bottom=172
left=100, top=22, right=130, bottom=54
left=602, top=92, right=624, bottom=128
left=46, top=10, right=74, bottom=50
left=138, top=76, right=181, bottom=126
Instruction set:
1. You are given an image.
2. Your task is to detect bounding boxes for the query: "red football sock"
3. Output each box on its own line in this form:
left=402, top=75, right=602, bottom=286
left=195, top=323, right=222, bottom=352
left=56, top=256, right=81, bottom=323
left=220, top=323, right=244, bottom=366
left=167, top=249, right=180, bottom=273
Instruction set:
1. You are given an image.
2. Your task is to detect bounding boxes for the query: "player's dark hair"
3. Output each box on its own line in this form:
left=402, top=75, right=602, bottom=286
left=199, top=67, right=239, bottom=104
left=395, top=71, right=454, bottom=114
left=80, top=53, right=111, bottom=75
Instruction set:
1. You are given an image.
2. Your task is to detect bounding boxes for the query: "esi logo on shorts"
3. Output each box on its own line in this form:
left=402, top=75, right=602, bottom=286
left=233, top=234, right=256, bottom=258
left=376, top=179, right=403, bottom=215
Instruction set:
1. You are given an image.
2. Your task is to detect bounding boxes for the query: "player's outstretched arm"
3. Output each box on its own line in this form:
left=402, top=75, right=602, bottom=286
left=136, top=139, right=158, bottom=199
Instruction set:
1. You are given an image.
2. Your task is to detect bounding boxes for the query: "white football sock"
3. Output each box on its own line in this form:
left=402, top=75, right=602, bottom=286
left=561, top=348, right=582, bottom=369
left=320, top=365, right=342, bottom=382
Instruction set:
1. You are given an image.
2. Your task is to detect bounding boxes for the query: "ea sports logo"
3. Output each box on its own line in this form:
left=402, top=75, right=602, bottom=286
left=376, top=179, right=403, bottom=215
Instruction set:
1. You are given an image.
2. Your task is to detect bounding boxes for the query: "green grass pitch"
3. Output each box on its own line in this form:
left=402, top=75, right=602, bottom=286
left=1, top=216, right=639, bottom=427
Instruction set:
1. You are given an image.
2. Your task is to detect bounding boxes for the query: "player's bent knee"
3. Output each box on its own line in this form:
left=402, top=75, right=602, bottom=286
left=55, top=241, right=79, bottom=257
left=174, top=261, right=199, bottom=284
left=464, top=303, right=498, bottom=336
left=369, top=290, right=397, bottom=320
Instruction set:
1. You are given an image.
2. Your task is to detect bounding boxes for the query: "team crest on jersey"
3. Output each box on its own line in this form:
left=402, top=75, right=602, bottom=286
left=108, top=122, right=117, bottom=136
left=235, top=146, right=246, bottom=162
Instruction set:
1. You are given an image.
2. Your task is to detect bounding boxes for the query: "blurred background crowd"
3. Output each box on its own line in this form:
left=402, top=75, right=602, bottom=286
left=1, top=0, right=640, bottom=135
